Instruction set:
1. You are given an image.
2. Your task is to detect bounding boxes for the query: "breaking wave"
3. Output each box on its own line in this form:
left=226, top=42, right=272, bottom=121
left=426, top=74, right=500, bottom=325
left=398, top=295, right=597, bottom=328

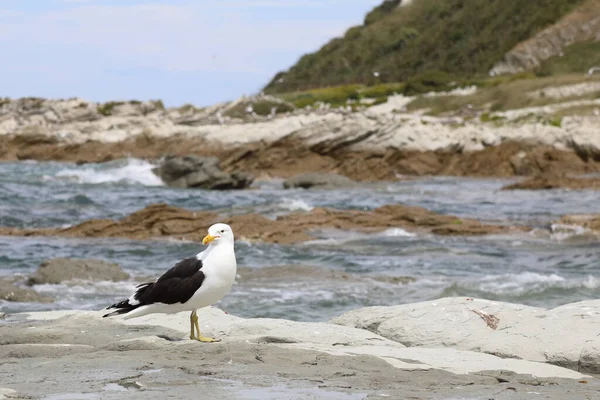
left=54, top=158, right=164, bottom=186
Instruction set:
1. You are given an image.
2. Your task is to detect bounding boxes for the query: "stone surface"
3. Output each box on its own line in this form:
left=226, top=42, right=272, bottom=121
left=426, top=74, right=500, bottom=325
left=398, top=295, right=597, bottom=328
left=0, top=279, right=53, bottom=303
left=556, top=214, right=600, bottom=235
left=152, top=155, right=254, bottom=190
left=0, top=203, right=527, bottom=245
left=502, top=174, right=600, bottom=190
left=27, top=258, right=130, bottom=285
left=0, top=303, right=596, bottom=399
left=283, top=172, right=356, bottom=189
left=331, top=297, right=600, bottom=374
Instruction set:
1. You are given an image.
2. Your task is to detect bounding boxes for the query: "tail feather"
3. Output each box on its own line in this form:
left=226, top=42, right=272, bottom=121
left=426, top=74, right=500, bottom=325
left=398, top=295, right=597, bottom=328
left=103, top=299, right=139, bottom=318
left=103, top=281, right=154, bottom=318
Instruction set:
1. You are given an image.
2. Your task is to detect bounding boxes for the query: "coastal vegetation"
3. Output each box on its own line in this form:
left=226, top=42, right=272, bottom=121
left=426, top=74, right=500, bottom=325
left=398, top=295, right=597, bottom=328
left=537, top=41, right=600, bottom=76
left=405, top=74, right=600, bottom=115
left=263, top=0, right=585, bottom=94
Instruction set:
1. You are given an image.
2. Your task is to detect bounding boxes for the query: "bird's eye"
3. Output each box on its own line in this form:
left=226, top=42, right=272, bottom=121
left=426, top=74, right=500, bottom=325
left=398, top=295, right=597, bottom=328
left=220, top=229, right=225, bottom=233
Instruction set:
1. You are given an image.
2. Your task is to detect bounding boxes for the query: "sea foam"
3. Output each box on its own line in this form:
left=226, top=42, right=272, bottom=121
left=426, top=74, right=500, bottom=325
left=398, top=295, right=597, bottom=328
left=55, top=158, right=164, bottom=186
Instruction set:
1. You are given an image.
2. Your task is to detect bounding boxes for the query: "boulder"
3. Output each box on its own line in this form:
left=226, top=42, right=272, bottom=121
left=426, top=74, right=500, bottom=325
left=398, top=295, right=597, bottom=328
left=0, top=279, right=53, bottom=303
left=330, top=297, right=600, bottom=374
left=283, top=172, right=356, bottom=189
left=27, top=258, right=129, bottom=285
left=152, top=155, right=254, bottom=190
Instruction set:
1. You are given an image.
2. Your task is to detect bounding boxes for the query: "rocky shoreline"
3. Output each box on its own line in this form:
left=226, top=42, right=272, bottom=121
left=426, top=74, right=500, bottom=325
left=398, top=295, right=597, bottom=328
left=3, top=134, right=600, bottom=185
left=1, top=298, right=598, bottom=399
left=1, top=94, right=600, bottom=186
left=2, top=92, right=600, bottom=398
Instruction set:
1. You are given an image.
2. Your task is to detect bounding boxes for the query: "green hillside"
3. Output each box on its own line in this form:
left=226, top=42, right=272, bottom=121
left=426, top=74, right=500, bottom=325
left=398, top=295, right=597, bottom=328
left=264, top=0, right=584, bottom=94
left=537, top=41, right=600, bottom=76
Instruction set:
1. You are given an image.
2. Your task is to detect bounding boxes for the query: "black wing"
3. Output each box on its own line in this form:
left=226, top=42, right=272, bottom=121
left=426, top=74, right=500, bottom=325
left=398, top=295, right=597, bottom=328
left=155, top=256, right=204, bottom=283
left=103, top=257, right=205, bottom=317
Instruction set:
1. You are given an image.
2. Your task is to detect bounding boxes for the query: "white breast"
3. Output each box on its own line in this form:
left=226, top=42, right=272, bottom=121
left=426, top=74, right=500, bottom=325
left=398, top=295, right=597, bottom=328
left=187, top=242, right=237, bottom=309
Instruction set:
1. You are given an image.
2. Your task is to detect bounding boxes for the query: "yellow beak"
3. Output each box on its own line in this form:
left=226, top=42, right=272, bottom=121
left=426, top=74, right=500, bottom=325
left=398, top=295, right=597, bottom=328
left=202, top=234, right=217, bottom=245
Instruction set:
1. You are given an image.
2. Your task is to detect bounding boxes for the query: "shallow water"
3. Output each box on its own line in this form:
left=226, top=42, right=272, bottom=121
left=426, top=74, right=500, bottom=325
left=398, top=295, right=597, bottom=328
left=1, top=159, right=599, bottom=321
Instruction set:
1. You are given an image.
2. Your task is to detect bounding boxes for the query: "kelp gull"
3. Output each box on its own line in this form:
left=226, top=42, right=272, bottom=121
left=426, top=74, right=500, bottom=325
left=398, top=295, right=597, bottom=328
left=103, top=223, right=237, bottom=342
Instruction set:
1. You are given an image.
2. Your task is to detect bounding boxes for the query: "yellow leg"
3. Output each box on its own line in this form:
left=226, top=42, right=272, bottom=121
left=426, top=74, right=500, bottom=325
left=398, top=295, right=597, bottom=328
left=190, top=310, right=220, bottom=342
left=189, top=311, right=196, bottom=340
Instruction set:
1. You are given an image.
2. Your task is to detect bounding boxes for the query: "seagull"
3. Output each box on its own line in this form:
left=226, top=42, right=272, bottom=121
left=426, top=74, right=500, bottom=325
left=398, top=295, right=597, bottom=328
left=103, top=223, right=237, bottom=342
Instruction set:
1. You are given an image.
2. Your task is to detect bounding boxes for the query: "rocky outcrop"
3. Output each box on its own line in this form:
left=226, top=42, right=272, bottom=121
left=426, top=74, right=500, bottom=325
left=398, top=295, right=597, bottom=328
left=0, top=279, right=53, bottom=303
left=2, top=83, right=600, bottom=182
left=556, top=214, right=600, bottom=234
left=330, top=297, right=600, bottom=374
left=3, top=131, right=600, bottom=182
left=2, top=88, right=600, bottom=177
left=283, top=172, right=356, bottom=189
left=0, top=203, right=526, bottom=244
left=502, top=174, right=600, bottom=190
left=152, top=155, right=254, bottom=190
left=490, top=0, right=600, bottom=75
left=0, top=302, right=596, bottom=399
left=27, top=258, right=130, bottom=285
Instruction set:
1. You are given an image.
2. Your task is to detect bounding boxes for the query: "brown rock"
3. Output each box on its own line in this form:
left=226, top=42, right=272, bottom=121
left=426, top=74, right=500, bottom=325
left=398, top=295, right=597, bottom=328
left=437, top=142, right=598, bottom=177
left=502, top=174, right=600, bottom=190
left=2, top=135, right=600, bottom=181
left=0, top=203, right=526, bottom=245
left=392, top=151, right=444, bottom=176
left=0, top=279, right=53, bottom=303
left=283, top=172, right=356, bottom=189
left=556, top=214, right=600, bottom=234
left=28, top=258, right=130, bottom=285
left=61, top=204, right=218, bottom=241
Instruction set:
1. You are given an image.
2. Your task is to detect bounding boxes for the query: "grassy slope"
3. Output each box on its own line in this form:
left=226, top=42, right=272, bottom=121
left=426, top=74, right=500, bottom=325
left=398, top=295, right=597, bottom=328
left=406, top=74, right=600, bottom=115
left=537, top=41, right=600, bottom=76
left=264, top=0, right=584, bottom=94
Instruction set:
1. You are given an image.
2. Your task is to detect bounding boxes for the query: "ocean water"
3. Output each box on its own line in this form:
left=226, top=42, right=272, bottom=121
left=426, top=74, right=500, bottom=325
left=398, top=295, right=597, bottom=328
left=1, top=158, right=599, bottom=321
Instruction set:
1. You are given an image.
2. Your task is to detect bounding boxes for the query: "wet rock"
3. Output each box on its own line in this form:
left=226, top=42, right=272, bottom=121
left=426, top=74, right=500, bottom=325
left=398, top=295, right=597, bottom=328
left=153, top=155, right=254, bottom=190
left=283, top=172, right=356, bottom=189
left=556, top=214, right=600, bottom=234
left=2, top=132, right=600, bottom=182
left=0, top=204, right=220, bottom=242
left=27, top=258, right=130, bottom=285
left=0, top=279, right=53, bottom=303
left=0, top=203, right=526, bottom=245
left=331, top=297, right=600, bottom=374
left=502, top=174, right=600, bottom=190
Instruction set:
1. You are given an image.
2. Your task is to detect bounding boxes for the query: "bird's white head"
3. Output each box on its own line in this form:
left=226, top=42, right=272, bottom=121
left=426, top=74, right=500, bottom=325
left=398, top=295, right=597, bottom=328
left=202, top=223, right=234, bottom=246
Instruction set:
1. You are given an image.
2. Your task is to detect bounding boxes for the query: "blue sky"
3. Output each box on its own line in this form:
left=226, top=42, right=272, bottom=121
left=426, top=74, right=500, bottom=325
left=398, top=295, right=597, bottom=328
left=0, top=0, right=380, bottom=107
